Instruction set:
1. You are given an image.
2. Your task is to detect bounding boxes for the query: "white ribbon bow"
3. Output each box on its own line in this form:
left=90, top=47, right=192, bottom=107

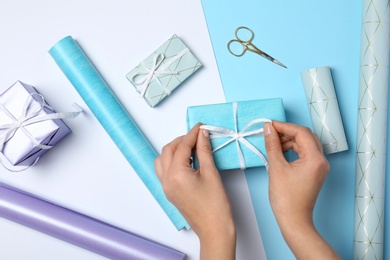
left=0, top=93, right=82, bottom=171
left=131, top=48, right=189, bottom=98
left=200, top=102, right=271, bottom=170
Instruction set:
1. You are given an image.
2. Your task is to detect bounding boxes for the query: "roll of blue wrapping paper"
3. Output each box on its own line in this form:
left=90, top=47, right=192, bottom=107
left=49, top=36, right=189, bottom=230
left=354, top=0, right=389, bottom=258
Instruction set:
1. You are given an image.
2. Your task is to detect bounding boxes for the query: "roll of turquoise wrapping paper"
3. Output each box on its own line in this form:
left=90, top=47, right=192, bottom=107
left=301, top=66, right=348, bottom=155
left=49, top=36, right=189, bottom=231
left=354, top=0, right=389, bottom=258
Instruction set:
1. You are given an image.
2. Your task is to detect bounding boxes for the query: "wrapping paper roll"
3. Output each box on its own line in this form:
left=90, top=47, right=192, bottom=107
left=49, top=36, right=189, bottom=230
left=301, top=66, right=348, bottom=154
left=354, top=0, right=390, bottom=258
left=0, top=183, right=185, bottom=259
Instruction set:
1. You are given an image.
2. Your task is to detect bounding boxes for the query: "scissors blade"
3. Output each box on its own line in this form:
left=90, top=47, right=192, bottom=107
left=260, top=52, right=287, bottom=69
left=272, top=58, right=287, bottom=69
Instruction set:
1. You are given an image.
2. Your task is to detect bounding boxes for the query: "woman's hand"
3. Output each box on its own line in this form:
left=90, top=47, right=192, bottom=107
left=155, top=123, right=236, bottom=260
left=264, top=121, right=340, bottom=260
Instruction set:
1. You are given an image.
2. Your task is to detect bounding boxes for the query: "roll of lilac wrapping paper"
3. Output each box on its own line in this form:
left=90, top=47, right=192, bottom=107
left=49, top=36, right=189, bottom=231
left=354, top=0, right=390, bottom=258
left=0, top=183, right=185, bottom=259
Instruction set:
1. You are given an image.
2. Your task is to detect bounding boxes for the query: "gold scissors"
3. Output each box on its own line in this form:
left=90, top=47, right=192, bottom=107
left=227, top=26, right=287, bottom=68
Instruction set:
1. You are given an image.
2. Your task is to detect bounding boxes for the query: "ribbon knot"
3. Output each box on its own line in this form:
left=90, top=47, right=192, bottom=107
left=131, top=48, right=190, bottom=98
left=200, top=102, right=271, bottom=170
left=0, top=93, right=82, bottom=171
left=12, top=120, right=22, bottom=129
left=233, top=133, right=241, bottom=140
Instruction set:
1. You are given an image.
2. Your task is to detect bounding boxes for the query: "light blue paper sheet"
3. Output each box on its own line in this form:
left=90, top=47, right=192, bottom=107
left=49, top=36, right=189, bottom=231
left=202, top=0, right=390, bottom=259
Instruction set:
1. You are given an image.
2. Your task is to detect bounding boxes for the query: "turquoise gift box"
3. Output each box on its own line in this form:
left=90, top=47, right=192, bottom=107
left=187, top=98, right=286, bottom=171
left=126, top=35, right=202, bottom=107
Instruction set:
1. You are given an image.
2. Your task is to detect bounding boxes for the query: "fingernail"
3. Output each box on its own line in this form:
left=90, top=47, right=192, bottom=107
left=264, top=123, right=272, bottom=136
left=203, top=129, right=209, bottom=137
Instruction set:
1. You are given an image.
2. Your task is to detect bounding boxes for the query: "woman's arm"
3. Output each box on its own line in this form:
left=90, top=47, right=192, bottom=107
left=264, top=121, right=340, bottom=259
left=155, top=123, right=236, bottom=260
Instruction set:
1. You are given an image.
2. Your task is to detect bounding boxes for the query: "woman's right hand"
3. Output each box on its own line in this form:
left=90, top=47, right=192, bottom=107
left=264, top=121, right=340, bottom=260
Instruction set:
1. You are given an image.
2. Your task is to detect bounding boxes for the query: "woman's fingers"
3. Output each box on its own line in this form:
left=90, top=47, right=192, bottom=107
left=272, top=121, right=322, bottom=157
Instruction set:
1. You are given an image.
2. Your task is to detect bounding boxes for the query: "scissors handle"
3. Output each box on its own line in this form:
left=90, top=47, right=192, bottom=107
left=227, top=26, right=255, bottom=56
left=227, top=39, right=246, bottom=57
left=235, top=26, right=254, bottom=42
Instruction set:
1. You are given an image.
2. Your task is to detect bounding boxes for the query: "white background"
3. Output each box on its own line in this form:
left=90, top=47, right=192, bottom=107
left=0, top=0, right=266, bottom=259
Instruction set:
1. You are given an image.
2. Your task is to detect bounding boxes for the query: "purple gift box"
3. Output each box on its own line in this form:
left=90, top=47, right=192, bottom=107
left=0, top=81, right=71, bottom=166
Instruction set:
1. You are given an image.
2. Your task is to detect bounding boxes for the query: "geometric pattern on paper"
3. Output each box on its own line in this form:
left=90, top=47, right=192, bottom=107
left=127, top=35, right=202, bottom=107
left=143, top=35, right=202, bottom=104
left=354, top=0, right=390, bottom=259
left=302, top=67, right=348, bottom=154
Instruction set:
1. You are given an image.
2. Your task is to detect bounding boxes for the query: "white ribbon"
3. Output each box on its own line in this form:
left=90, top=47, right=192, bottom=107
left=200, top=102, right=271, bottom=170
left=0, top=93, right=82, bottom=171
left=131, top=48, right=190, bottom=98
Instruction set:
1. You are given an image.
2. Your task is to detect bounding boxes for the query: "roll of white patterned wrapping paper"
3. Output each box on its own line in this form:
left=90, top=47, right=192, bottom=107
left=354, top=0, right=390, bottom=259
left=301, top=66, right=348, bottom=154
